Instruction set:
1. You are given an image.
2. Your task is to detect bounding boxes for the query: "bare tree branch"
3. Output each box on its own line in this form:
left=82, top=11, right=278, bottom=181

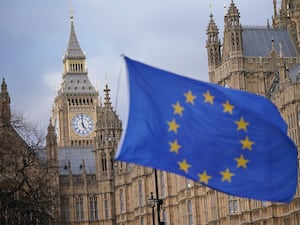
left=0, top=112, right=59, bottom=224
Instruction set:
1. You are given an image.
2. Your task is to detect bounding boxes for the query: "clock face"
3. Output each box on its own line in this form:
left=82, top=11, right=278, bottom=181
left=71, top=113, right=94, bottom=136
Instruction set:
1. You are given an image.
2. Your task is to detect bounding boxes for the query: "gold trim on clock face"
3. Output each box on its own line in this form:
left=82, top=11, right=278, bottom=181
left=71, top=113, right=94, bottom=136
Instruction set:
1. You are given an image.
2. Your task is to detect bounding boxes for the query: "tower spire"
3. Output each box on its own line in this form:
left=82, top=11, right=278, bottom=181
left=64, top=12, right=85, bottom=62
left=62, top=12, right=87, bottom=76
left=0, top=78, right=11, bottom=125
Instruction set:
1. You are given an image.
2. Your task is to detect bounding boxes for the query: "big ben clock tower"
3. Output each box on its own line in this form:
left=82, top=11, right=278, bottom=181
left=52, top=14, right=98, bottom=147
left=47, top=12, right=122, bottom=224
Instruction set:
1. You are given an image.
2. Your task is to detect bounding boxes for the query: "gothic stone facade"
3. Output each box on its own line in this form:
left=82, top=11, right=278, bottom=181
left=47, top=1, right=300, bottom=225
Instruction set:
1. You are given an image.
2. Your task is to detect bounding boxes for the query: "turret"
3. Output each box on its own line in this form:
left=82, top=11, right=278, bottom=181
left=206, top=14, right=221, bottom=72
left=46, top=119, right=58, bottom=166
left=222, top=0, right=243, bottom=60
left=0, top=79, right=11, bottom=126
left=95, top=84, right=122, bottom=180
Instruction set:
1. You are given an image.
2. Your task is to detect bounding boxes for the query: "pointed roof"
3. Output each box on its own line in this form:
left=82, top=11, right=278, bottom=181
left=63, top=15, right=85, bottom=61
left=57, top=13, right=98, bottom=96
left=226, top=0, right=240, bottom=17
left=1, top=78, right=7, bottom=93
left=1, top=79, right=9, bottom=101
left=97, top=84, right=122, bottom=129
left=46, top=119, right=56, bottom=143
left=58, top=146, right=95, bottom=175
left=104, top=84, right=112, bottom=108
left=57, top=74, right=97, bottom=95
left=242, top=27, right=299, bottom=57
left=207, top=14, right=218, bottom=33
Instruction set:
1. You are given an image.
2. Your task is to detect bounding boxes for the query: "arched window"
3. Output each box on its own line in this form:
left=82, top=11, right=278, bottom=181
left=231, top=33, right=235, bottom=51
left=102, top=153, right=107, bottom=171
left=104, top=199, right=109, bottom=219
left=160, top=172, right=165, bottom=197
left=110, top=152, right=114, bottom=171
left=90, top=196, right=98, bottom=221
left=138, top=180, right=143, bottom=207
left=228, top=195, right=238, bottom=214
left=75, top=196, right=84, bottom=221
left=163, top=209, right=167, bottom=225
left=188, top=200, right=193, bottom=225
left=61, top=198, right=70, bottom=221
left=120, top=189, right=125, bottom=213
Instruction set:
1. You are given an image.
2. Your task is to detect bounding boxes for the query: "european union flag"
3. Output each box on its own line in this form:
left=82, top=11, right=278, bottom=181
left=115, top=56, right=298, bottom=203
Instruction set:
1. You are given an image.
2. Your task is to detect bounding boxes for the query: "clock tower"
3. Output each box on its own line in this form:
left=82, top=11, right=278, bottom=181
left=52, top=14, right=98, bottom=147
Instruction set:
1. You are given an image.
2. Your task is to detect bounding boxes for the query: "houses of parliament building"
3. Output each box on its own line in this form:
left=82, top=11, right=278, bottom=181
left=2, top=0, right=300, bottom=224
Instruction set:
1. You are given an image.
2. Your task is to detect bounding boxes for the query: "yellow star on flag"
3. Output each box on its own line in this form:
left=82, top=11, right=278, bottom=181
left=203, top=91, right=214, bottom=104
left=167, top=119, right=180, bottom=133
left=220, top=168, right=234, bottom=182
left=172, top=101, right=185, bottom=116
left=235, top=155, right=249, bottom=169
left=235, top=117, right=249, bottom=131
left=223, top=100, right=234, bottom=114
left=240, top=136, right=255, bottom=150
left=198, top=170, right=212, bottom=184
left=184, top=90, right=196, bottom=105
left=169, top=139, right=181, bottom=154
left=178, top=159, right=191, bottom=173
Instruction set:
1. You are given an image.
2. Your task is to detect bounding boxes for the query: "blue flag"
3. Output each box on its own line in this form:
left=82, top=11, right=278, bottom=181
left=116, top=56, right=298, bottom=203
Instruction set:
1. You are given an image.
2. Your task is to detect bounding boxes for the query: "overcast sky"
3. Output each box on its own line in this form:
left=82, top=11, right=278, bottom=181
left=0, top=0, right=274, bottom=131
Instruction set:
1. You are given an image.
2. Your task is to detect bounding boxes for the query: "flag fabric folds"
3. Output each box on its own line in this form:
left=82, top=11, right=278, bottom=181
left=115, top=56, right=298, bottom=203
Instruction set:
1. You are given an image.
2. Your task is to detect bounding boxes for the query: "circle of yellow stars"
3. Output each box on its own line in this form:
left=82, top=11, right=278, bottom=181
left=167, top=89, right=255, bottom=185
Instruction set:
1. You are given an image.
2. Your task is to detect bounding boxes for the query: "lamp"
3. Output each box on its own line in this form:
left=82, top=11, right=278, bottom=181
left=148, top=169, right=164, bottom=225
left=148, top=192, right=156, bottom=225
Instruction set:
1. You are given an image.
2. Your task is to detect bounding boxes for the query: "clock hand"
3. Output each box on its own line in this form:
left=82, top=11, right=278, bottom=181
left=81, top=121, right=87, bottom=129
left=80, top=114, right=87, bottom=129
